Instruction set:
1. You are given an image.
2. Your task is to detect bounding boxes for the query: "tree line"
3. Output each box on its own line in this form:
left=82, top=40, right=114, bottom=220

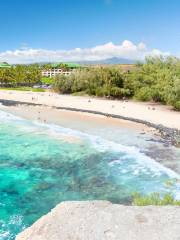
left=0, top=63, right=74, bottom=87
left=0, top=64, right=41, bottom=87
left=54, top=56, right=180, bottom=110
left=0, top=57, right=179, bottom=110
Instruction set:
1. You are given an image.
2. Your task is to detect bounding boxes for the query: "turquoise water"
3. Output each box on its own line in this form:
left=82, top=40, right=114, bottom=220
left=0, top=109, right=180, bottom=239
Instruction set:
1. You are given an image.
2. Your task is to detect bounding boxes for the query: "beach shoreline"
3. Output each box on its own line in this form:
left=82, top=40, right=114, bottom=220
left=1, top=104, right=157, bottom=133
left=0, top=90, right=180, bottom=145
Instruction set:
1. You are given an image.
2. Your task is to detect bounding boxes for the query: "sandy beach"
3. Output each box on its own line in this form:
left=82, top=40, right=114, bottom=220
left=1, top=104, right=157, bottom=134
left=0, top=90, right=180, bottom=130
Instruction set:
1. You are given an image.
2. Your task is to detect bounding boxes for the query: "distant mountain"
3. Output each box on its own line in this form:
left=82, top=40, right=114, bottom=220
left=28, top=57, right=137, bottom=66
left=77, top=57, right=137, bottom=65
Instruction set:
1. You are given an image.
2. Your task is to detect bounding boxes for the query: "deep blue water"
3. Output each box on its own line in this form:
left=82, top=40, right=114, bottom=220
left=0, top=109, right=179, bottom=239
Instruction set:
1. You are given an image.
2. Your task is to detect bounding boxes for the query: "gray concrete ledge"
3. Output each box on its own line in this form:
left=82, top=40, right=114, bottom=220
left=16, top=201, right=180, bottom=240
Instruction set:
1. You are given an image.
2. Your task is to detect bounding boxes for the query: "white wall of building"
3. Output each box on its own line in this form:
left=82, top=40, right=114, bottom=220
left=42, top=68, right=72, bottom=77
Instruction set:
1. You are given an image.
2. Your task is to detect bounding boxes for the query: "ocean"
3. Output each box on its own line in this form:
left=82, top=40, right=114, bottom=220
left=0, top=109, right=180, bottom=239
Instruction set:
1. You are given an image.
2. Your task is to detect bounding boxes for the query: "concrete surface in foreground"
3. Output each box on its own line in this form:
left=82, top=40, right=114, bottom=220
left=16, top=201, right=180, bottom=240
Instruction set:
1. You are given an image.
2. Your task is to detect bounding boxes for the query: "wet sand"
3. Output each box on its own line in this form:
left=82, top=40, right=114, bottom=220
left=0, top=104, right=157, bottom=135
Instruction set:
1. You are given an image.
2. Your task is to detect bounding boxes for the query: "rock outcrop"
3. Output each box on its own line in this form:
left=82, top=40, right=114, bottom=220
left=16, top=201, right=180, bottom=240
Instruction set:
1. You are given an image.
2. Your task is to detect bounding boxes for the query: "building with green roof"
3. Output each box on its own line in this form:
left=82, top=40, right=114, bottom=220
left=42, top=62, right=81, bottom=78
left=0, top=62, right=11, bottom=68
left=50, top=62, right=81, bottom=69
left=65, top=63, right=81, bottom=68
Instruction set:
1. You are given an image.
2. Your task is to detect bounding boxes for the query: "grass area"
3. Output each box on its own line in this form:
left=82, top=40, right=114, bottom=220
left=41, top=77, right=54, bottom=85
left=0, top=87, right=45, bottom=92
left=132, top=192, right=180, bottom=206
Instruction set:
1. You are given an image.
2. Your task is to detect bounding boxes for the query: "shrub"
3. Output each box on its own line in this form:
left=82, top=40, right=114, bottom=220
left=172, top=101, right=180, bottom=110
left=134, top=87, right=152, bottom=101
left=132, top=192, right=180, bottom=206
left=53, top=74, right=73, bottom=93
left=110, top=87, right=131, bottom=98
left=53, top=57, right=180, bottom=111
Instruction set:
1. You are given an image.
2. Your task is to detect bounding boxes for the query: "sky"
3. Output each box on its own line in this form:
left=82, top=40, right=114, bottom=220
left=0, top=0, right=180, bottom=63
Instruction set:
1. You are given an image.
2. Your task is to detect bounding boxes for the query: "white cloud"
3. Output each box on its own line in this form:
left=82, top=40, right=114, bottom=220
left=0, top=40, right=170, bottom=64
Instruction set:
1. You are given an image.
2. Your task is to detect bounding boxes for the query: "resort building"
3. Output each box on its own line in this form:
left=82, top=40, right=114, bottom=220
left=41, top=68, right=69, bottom=77
left=41, top=62, right=80, bottom=77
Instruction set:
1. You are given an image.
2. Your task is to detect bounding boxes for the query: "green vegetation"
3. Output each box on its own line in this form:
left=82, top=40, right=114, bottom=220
left=0, top=87, right=45, bottom=92
left=41, top=77, right=54, bottom=85
left=0, top=57, right=179, bottom=110
left=0, top=62, right=79, bottom=89
left=53, top=66, right=131, bottom=97
left=42, top=62, right=80, bottom=70
left=126, top=56, right=180, bottom=110
left=0, top=64, right=41, bottom=87
left=54, top=56, right=180, bottom=110
left=132, top=192, right=180, bottom=206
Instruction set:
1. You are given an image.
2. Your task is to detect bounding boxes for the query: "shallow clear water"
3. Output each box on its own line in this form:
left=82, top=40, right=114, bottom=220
left=0, top=109, right=180, bottom=239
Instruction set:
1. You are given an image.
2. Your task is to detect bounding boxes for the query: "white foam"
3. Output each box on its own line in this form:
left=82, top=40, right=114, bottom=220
left=30, top=121, right=180, bottom=181
left=0, top=215, right=25, bottom=240
left=1, top=109, right=180, bottom=185
left=0, top=108, right=180, bottom=179
left=0, top=231, right=10, bottom=239
left=0, top=109, right=23, bottom=122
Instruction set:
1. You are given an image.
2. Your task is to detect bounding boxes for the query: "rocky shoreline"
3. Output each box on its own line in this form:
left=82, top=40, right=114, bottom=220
left=0, top=98, right=180, bottom=147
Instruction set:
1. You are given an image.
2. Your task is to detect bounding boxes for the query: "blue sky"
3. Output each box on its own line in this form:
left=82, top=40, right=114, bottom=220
left=0, top=0, right=179, bottom=63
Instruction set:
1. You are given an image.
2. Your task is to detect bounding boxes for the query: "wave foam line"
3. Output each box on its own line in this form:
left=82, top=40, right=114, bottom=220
left=1, top=109, right=180, bottom=181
